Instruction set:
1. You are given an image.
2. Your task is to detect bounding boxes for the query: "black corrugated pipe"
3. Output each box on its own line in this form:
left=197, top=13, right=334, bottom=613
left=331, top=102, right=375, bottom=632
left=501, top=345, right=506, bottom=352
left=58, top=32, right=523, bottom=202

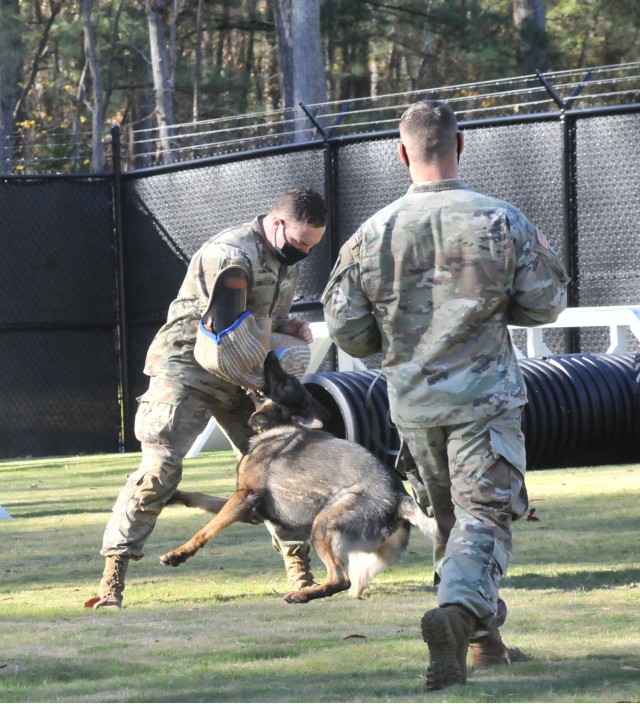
left=302, top=370, right=401, bottom=467
left=303, top=353, right=640, bottom=471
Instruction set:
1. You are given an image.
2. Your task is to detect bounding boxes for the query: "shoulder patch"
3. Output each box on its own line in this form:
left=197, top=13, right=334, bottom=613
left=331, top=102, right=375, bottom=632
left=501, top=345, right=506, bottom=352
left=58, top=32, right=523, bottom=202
left=537, top=230, right=550, bottom=249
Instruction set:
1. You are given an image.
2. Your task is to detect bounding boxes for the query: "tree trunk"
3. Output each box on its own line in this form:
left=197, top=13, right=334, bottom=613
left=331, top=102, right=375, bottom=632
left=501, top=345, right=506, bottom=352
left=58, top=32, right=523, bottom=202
left=512, top=0, right=547, bottom=74
left=272, top=0, right=294, bottom=110
left=169, top=0, right=186, bottom=92
left=127, top=54, right=155, bottom=170
left=73, top=59, right=89, bottom=167
left=0, top=0, right=21, bottom=173
left=292, top=0, right=327, bottom=107
left=145, top=0, right=176, bottom=163
left=81, top=0, right=106, bottom=172
left=13, top=0, right=63, bottom=125
left=192, top=0, right=204, bottom=122
left=272, top=0, right=326, bottom=141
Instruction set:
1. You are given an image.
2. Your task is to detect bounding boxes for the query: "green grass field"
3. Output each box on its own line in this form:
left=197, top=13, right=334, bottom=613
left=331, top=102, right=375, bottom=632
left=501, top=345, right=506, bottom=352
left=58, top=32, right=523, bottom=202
left=1, top=453, right=639, bottom=702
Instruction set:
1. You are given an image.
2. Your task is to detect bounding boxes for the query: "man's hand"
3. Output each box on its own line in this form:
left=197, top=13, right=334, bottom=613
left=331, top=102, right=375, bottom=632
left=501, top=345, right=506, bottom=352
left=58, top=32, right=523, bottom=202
left=276, top=317, right=313, bottom=343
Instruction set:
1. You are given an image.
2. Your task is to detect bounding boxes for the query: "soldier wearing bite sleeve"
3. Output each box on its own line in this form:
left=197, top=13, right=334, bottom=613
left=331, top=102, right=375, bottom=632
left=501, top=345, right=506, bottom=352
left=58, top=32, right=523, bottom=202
left=94, top=187, right=327, bottom=610
left=321, top=100, right=569, bottom=690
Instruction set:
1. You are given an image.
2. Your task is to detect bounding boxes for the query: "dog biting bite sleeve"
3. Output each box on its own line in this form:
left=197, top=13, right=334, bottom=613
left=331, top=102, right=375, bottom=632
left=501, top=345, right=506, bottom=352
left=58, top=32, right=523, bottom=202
left=270, top=332, right=311, bottom=381
left=194, top=312, right=311, bottom=390
left=195, top=311, right=271, bottom=389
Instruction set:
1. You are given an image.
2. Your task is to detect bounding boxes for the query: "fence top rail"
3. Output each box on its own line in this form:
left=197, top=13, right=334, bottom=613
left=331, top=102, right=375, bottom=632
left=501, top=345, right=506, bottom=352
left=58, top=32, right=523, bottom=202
left=118, top=62, right=640, bottom=171
left=5, top=62, right=640, bottom=176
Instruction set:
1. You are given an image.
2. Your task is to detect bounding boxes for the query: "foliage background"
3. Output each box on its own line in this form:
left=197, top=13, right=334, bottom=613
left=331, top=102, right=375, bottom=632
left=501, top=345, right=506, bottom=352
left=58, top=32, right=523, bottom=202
left=1, top=0, right=640, bottom=172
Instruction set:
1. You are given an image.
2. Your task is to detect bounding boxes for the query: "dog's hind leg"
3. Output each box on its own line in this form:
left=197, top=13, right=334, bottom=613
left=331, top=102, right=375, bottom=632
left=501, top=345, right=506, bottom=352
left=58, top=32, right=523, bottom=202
left=160, top=490, right=260, bottom=567
left=167, top=489, right=227, bottom=514
left=283, top=518, right=351, bottom=604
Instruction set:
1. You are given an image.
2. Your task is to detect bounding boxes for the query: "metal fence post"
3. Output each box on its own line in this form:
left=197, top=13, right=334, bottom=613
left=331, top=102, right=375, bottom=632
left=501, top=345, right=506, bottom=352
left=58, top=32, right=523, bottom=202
left=111, top=125, right=133, bottom=451
left=536, top=70, right=587, bottom=352
left=299, top=102, right=338, bottom=370
left=561, top=112, right=579, bottom=306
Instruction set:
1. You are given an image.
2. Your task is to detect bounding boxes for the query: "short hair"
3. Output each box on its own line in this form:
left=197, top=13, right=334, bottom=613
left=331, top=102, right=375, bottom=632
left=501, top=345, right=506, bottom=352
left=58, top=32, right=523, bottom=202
left=399, top=100, right=459, bottom=164
left=274, top=187, right=327, bottom=228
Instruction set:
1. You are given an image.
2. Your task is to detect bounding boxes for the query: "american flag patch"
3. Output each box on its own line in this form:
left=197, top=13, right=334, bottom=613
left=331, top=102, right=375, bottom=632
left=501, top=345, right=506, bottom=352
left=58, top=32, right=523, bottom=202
left=537, top=230, right=550, bottom=249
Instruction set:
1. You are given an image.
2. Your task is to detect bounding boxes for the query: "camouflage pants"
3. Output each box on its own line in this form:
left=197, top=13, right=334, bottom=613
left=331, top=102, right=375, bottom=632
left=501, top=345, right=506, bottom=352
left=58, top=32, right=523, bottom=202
left=101, top=376, right=310, bottom=559
left=398, top=407, right=528, bottom=626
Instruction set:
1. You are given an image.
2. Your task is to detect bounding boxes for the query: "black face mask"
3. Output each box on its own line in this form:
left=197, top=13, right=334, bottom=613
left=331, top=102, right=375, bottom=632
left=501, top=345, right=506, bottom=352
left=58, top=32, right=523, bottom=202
left=273, top=224, right=309, bottom=266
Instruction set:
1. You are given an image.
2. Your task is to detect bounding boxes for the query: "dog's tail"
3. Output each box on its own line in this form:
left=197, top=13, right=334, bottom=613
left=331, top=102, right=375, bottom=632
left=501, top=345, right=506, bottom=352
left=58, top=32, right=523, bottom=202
left=398, top=495, right=437, bottom=541
left=348, top=522, right=411, bottom=598
left=347, top=497, right=436, bottom=598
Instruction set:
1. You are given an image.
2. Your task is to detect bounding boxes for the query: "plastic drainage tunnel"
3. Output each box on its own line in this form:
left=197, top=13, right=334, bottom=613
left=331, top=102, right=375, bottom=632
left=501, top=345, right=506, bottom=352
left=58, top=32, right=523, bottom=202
left=302, top=353, right=640, bottom=471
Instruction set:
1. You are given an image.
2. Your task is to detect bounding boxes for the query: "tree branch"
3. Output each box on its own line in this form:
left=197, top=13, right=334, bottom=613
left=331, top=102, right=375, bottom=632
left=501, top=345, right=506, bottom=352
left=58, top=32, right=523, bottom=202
left=13, top=0, right=64, bottom=121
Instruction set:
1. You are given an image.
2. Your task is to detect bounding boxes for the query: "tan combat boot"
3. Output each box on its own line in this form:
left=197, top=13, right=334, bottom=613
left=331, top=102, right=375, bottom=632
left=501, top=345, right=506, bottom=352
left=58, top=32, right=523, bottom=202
left=470, top=629, right=511, bottom=667
left=93, top=555, right=129, bottom=609
left=470, top=631, right=527, bottom=667
left=282, top=545, right=316, bottom=591
left=421, top=604, right=478, bottom=690
left=469, top=598, right=527, bottom=668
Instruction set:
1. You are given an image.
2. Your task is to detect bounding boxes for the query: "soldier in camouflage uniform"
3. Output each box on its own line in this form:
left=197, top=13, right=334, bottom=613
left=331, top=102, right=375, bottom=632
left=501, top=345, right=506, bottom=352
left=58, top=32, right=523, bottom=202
left=321, top=100, right=569, bottom=690
left=93, top=187, right=327, bottom=610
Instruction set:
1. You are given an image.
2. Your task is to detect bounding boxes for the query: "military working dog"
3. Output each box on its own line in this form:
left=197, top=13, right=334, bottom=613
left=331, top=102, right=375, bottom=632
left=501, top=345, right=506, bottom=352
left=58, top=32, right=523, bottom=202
left=161, top=351, right=436, bottom=603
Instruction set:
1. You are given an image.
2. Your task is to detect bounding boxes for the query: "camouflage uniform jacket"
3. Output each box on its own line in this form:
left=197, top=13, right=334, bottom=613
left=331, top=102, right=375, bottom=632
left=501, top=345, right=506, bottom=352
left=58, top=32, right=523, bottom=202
left=321, top=179, right=570, bottom=427
left=145, top=216, right=299, bottom=393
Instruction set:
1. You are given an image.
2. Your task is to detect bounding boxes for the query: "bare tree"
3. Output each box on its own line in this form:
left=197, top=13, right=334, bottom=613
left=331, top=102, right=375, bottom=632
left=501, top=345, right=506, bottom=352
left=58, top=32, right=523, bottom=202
left=81, top=0, right=107, bottom=171
left=512, top=0, right=547, bottom=74
left=292, top=0, right=326, bottom=107
left=0, top=0, right=21, bottom=173
left=13, top=1, right=63, bottom=126
left=2, top=0, right=63, bottom=173
left=192, top=0, right=204, bottom=122
left=273, top=0, right=293, bottom=109
left=145, top=0, right=176, bottom=162
left=272, top=0, right=327, bottom=141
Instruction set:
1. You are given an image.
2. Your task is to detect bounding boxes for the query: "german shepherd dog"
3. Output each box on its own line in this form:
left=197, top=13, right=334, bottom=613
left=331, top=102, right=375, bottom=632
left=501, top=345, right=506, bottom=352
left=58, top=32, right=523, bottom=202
left=161, top=351, right=436, bottom=603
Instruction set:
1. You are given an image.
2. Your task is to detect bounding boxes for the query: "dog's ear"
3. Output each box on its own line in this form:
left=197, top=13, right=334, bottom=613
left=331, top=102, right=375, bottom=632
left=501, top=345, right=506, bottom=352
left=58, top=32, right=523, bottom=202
left=248, top=400, right=290, bottom=432
left=247, top=390, right=269, bottom=412
left=290, top=396, right=330, bottom=429
left=248, top=409, right=272, bottom=432
left=261, top=351, right=332, bottom=428
left=310, top=397, right=331, bottom=423
left=291, top=414, right=324, bottom=429
left=263, top=350, right=307, bottom=409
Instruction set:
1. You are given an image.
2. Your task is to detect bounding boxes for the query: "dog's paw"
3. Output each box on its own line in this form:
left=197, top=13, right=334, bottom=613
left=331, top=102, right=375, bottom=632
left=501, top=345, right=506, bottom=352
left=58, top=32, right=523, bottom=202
left=283, top=590, right=310, bottom=604
left=159, top=552, right=185, bottom=567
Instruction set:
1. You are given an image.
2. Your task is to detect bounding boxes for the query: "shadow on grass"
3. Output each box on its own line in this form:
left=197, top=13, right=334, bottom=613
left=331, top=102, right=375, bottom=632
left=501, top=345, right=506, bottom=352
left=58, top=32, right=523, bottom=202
left=3, top=650, right=640, bottom=703
left=9, top=507, right=111, bottom=518
left=475, top=657, right=640, bottom=702
left=504, top=566, right=640, bottom=591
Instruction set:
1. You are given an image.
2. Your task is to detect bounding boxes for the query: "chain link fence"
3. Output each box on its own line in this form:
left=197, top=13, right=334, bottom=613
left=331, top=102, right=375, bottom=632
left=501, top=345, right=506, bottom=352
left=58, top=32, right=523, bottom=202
left=1, top=99, right=639, bottom=459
